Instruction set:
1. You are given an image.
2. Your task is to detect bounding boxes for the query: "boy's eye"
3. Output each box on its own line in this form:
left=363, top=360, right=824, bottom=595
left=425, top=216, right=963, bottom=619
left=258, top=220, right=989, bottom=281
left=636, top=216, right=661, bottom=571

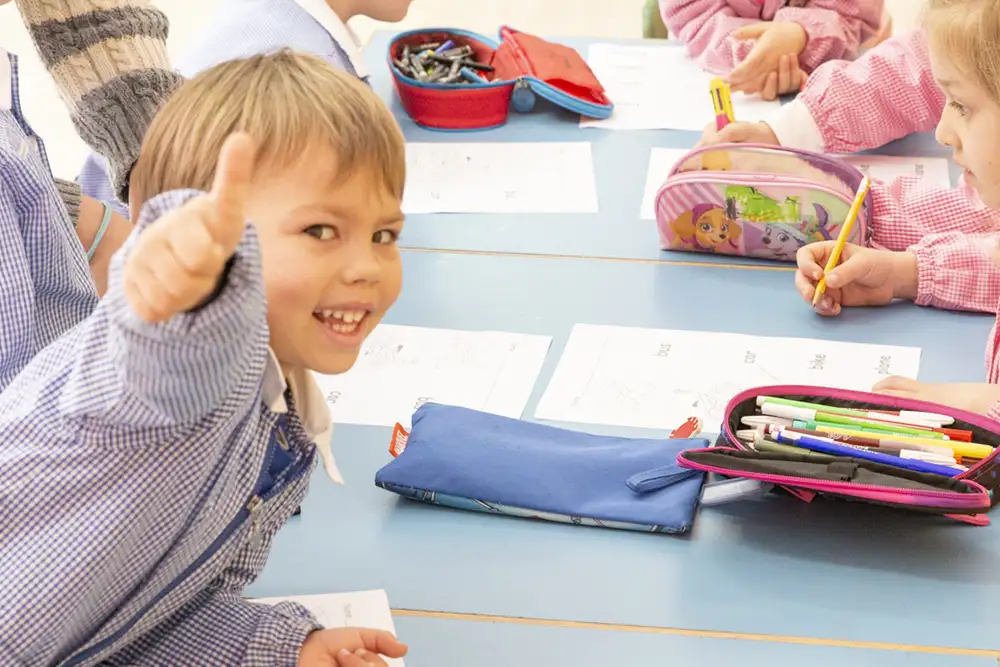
left=373, top=229, right=399, bottom=245
left=948, top=100, right=969, bottom=116
left=305, top=225, right=337, bottom=240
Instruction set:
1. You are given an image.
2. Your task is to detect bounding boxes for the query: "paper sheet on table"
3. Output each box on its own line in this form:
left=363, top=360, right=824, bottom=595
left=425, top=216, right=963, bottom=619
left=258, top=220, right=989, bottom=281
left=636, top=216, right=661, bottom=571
left=640, top=147, right=690, bottom=219
left=402, top=142, right=599, bottom=213
left=837, top=155, right=953, bottom=189
left=580, top=44, right=780, bottom=131
left=253, top=590, right=404, bottom=667
left=535, top=324, right=921, bottom=431
left=314, top=325, right=552, bottom=426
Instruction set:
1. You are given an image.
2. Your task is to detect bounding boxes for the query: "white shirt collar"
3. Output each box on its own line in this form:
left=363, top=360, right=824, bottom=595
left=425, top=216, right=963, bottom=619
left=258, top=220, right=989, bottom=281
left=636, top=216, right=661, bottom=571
left=0, top=49, right=12, bottom=112
left=291, top=0, right=370, bottom=78
left=262, top=348, right=344, bottom=484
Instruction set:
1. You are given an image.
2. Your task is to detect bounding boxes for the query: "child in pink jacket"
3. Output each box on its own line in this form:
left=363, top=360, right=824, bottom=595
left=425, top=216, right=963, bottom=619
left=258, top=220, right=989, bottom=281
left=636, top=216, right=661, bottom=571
left=702, top=29, right=1000, bottom=316
left=660, top=0, right=886, bottom=100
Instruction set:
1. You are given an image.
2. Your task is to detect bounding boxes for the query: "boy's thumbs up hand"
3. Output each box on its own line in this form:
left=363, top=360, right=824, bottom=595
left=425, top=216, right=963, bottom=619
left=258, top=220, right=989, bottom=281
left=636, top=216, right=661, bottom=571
left=125, top=133, right=256, bottom=323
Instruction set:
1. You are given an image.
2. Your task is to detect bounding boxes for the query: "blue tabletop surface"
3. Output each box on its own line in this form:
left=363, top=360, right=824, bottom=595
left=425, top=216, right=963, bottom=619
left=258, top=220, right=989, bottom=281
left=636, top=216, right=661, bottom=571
left=365, top=31, right=960, bottom=265
left=393, top=615, right=998, bottom=667
left=247, top=251, right=999, bottom=651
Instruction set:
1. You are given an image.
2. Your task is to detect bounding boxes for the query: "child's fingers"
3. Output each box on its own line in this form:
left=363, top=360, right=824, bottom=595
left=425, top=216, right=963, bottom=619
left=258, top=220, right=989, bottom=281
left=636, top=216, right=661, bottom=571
left=795, top=243, right=830, bottom=281
left=143, top=246, right=218, bottom=314
left=336, top=649, right=388, bottom=666
left=165, top=205, right=228, bottom=277
left=355, top=630, right=408, bottom=658
left=871, top=375, right=921, bottom=394
left=207, top=132, right=256, bottom=250
left=777, top=55, right=790, bottom=92
left=762, top=70, right=778, bottom=100
left=732, top=22, right=769, bottom=41
left=794, top=269, right=817, bottom=303
left=813, top=292, right=841, bottom=317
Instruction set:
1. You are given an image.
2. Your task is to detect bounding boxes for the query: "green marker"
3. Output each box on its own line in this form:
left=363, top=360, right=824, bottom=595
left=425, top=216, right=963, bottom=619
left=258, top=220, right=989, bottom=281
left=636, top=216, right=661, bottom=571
left=759, top=400, right=948, bottom=439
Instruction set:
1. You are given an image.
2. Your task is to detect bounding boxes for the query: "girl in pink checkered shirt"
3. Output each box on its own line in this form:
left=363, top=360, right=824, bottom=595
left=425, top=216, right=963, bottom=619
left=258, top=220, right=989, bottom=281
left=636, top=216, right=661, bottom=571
left=660, top=0, right=887, bottom=100
left=793, top=0, right=1000, bottom=420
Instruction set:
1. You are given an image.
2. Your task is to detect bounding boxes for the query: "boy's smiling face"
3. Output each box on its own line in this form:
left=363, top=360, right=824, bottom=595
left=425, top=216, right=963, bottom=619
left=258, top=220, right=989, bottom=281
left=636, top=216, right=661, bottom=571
left=250, top=151, right=404, bottom=375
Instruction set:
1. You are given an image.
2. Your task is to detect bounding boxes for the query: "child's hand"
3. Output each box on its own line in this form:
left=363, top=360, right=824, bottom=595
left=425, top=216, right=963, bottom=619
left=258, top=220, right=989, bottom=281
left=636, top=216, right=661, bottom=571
left=795, top=243, right=918, bottom=316
left=298, top=628, right=408, bottom=666
left=872, top=377, right=1000, bottom=416
left=123, top=132, right=256, bottom=323
left=728, top=22, right=807, bottom=95
left=696, top=120, right=780, bottom=149
left=757, top=54, right=806, bottom=100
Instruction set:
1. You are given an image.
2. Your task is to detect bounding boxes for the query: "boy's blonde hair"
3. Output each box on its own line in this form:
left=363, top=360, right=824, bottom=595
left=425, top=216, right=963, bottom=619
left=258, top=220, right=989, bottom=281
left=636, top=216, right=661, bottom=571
left=131, top=50, right=405, bottom=206
left=923, top=0, right=1000, bottom=102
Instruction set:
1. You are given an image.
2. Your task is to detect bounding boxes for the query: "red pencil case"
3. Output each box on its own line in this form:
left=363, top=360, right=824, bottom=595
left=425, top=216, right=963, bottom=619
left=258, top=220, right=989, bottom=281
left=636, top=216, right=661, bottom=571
left=387, top=26, right=614, bottom=130
left=676, top=385, right=1000, bottom=526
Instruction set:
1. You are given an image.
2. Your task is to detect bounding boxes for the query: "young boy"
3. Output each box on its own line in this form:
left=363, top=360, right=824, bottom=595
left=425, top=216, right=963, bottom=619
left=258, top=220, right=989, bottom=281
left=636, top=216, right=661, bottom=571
left=0, top=52, right=407, bottom=666
left=77, top=0, right=415, bottom=214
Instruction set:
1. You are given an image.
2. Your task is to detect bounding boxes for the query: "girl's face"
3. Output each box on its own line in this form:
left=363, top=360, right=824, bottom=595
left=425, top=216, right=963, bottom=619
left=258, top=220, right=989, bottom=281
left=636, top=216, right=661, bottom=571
left=931, top=48, right=1000, bottom=208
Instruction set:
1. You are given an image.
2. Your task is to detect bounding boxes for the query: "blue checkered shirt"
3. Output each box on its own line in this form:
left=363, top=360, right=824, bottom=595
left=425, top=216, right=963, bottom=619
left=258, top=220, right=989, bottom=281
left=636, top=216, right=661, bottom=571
left=76, top=0, right=366, bottom=212
left=0, top=189, right=322, bottom=665
left=0, top=51, right=98, bottom=392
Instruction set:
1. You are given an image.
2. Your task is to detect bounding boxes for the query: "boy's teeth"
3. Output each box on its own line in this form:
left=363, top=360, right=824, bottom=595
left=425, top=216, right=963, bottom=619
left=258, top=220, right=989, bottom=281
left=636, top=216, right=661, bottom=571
left=316, top=309, right=366, bottom=323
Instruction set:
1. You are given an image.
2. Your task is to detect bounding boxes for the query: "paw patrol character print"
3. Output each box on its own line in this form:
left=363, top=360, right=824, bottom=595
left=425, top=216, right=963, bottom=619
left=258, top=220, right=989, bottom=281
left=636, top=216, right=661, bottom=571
left=670, top=203, right=742, bottom=253
left=751, top=223, right=809, bottom=260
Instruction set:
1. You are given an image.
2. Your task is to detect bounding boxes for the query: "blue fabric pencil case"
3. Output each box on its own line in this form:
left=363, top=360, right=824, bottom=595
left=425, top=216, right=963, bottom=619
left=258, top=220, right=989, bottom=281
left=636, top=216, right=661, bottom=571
left=374, top=403, right=709, bottom=534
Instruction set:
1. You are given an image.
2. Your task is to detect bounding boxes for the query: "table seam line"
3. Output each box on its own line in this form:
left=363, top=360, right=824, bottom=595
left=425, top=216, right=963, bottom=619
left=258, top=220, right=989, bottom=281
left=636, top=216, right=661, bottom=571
left=390, top=608, right=1000, bottom=657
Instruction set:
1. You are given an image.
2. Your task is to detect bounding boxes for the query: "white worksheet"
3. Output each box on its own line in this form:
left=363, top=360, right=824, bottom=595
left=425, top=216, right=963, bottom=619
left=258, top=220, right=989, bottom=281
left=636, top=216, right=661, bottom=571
left=640, top=147, right=690, bottom=219
left=535, top=324, right=921, bottom=431
left=402, top=142, right=599, bottom=213
left=253, top=590, right=403, bottom=667
left=838, top=155, right=953, bottom=189
left=314, top=324, right=552, bottom=426
left=580, top=44, right=780, bottom=131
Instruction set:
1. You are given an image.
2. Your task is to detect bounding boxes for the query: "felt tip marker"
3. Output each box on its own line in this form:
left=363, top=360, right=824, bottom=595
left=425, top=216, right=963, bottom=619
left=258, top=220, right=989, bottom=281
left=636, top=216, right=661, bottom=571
left=775, top=429, right=960, bottom=466
left=754, top=396, right=954, bottom=426
left=772, top=430, right=963, bottom=477
left=759, top=402, right=950, bottom=439
left=792, top=420, right=993, bottom=460
left=769, top=424, right=955, bottom=458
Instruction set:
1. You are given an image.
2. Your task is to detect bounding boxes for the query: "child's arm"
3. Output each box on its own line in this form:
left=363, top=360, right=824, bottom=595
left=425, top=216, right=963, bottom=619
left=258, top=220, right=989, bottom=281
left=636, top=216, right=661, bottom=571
left=61, top=135, right=261, bottom=427
left=906, top=230, right=1000, bottom=314
left=659, top=0, right=760, bottom=74
left=15, top=0, right=183, bottom=201
left=773, top=0, right=884, bottom=72
left=766, top=30, right=944, bottom=153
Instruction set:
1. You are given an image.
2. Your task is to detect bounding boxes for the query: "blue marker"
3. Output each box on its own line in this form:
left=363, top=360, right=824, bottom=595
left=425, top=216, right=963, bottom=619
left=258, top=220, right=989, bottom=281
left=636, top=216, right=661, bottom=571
left=460, top=67, right=484, bottom=84
left=773, top=430, right=962, bottom=477
left=434, top=40, right=455, bottom=54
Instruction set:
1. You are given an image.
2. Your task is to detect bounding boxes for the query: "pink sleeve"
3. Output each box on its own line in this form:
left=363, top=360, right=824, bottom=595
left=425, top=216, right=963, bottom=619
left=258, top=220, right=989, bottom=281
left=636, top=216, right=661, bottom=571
left=797, top=30, right=946, bottom=154
left=775, top=0, right=884, bottom=71
left=986, top=399, right=1000, bottom=423
left=659, top=0, right=757, bottom=74
left=908, top=230, right=1000, bottom=314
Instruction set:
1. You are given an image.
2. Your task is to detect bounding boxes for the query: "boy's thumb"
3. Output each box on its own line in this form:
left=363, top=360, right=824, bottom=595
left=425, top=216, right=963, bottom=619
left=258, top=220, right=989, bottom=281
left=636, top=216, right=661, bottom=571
left=733, top=23, right=769, bottom=40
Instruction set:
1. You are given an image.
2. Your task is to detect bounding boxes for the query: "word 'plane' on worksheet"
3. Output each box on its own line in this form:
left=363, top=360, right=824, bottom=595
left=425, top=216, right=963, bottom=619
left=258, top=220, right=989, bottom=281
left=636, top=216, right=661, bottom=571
left=535, top=324, right=921, bottom=431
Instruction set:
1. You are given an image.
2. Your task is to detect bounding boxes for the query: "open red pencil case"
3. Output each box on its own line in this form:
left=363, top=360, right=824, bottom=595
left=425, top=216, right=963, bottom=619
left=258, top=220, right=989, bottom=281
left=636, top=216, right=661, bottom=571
left=676, top=385, right=1000, bottom=526
left=387, top=26, right=613, bottom=130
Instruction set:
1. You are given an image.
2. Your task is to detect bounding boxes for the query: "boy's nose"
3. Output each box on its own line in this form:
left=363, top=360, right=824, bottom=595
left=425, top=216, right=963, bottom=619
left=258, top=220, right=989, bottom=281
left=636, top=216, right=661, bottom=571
left=341, top=246, right=382, bottom=284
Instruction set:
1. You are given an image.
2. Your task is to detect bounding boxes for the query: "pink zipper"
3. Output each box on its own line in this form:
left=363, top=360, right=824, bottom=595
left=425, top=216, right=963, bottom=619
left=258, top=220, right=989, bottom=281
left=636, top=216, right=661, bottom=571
left=678, top=447, right=991, bottom=510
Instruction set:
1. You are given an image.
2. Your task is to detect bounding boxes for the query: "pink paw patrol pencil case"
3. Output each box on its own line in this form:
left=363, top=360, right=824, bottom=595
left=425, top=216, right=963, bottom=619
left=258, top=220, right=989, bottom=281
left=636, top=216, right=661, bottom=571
left=676, top=385, right=1000, bottom=526
left=655, top=144, right=875, bottom=261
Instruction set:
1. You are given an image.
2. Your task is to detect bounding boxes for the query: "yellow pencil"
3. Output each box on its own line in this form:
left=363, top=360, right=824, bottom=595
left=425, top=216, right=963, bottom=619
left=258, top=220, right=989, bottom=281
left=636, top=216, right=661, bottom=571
left=812, top=176, right=871, bottom=305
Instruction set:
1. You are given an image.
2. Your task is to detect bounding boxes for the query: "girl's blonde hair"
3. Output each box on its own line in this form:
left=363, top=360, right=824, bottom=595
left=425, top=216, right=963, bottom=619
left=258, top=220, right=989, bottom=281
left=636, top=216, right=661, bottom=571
left=131, top=50, right=406, bottom=206
left=923, top=0, right=1000, bottom=102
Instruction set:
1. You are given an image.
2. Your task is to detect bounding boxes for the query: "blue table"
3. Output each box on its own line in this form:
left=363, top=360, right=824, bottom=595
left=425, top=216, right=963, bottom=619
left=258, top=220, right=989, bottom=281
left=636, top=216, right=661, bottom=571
left=364, top=32, right=959, bottom=264
left=393, top=614, right=998, bottom=666
left=247, top=252, right=1000, bottom=651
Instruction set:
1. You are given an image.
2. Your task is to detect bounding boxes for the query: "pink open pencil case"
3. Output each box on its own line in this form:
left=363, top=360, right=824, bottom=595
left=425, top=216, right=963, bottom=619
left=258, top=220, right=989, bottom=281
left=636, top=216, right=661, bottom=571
left=676, top=385, right=1000, bottom=526
left=655, top=144, right=875, bottom=261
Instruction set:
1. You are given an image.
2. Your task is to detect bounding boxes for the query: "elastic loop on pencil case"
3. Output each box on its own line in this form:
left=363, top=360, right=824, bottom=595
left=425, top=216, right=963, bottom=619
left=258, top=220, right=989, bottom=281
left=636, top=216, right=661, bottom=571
left=87, top=202, right=112, bottom=262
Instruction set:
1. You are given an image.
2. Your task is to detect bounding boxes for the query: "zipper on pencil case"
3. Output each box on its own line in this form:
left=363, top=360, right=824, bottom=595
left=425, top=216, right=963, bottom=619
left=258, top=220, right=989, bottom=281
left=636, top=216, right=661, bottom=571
left=719, top=385, right=1000, bottom=480
left=667, top=143, right=866, bottom=182
left=661, top=172, right=857, bottom=211
left=64, top=430, right=314, bottom=665
left=676, top=449, right=991, bottom=512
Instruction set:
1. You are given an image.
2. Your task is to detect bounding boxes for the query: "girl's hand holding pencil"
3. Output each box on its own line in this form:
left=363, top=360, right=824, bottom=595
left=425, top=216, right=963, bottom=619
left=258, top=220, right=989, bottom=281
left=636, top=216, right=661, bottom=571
left=794, top=242, right=913, bottom=316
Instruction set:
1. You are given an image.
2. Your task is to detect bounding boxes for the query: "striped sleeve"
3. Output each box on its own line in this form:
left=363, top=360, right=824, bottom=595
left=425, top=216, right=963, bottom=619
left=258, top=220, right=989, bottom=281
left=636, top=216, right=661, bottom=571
left=14, top=0, right=183, bottom=200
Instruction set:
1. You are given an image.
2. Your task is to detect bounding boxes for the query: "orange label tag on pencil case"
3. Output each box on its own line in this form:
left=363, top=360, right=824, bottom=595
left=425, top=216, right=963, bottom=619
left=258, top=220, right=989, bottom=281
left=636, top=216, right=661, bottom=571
left=389, top=423, right=409, bottom=457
